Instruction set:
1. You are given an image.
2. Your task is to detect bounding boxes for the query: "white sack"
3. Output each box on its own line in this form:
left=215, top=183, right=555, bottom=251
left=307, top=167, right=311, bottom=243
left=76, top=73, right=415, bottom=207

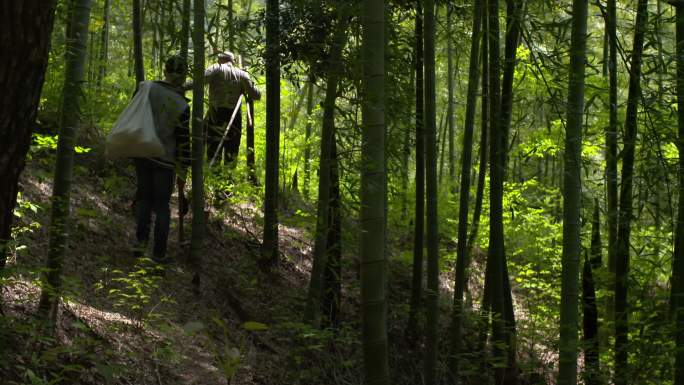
left=105, top=81, right=164, bottom=158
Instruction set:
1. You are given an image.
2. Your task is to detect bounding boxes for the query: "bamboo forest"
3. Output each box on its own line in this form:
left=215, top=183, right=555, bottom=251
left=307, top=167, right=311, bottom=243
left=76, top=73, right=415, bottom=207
left=4, top=0, right=684, bottom=384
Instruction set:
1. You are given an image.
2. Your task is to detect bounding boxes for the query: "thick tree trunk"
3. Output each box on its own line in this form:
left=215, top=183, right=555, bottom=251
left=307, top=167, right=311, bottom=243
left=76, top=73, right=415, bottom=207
left=449, top=0, right=482, bottom=381
left=262, top=0, right=281, bottom=267
left=557, top=0, right=587, bottom=383
left=360, top=0, right=389, bottom=383
left=407, top=0, right=425, bottom=337
left=37, top=0, right=93, bottom=324
left=0, top=2, right=58, bottom=267
left=190, top=0, right=206, bottom=287
left=614, top=1, right=648, bottom=384
left=304, top=7, right=348, bottom=325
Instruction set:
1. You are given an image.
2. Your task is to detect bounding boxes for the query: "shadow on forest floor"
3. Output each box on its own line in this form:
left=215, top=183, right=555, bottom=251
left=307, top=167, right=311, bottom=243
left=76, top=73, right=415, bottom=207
left=1, top=156, right=331, bottom=385
left=2, top=153, right=556, bottom=384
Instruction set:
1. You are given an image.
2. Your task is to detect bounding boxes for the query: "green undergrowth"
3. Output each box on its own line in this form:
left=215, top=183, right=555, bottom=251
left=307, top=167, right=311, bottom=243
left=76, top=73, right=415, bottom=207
left=2, top=131, right=570, bottom=385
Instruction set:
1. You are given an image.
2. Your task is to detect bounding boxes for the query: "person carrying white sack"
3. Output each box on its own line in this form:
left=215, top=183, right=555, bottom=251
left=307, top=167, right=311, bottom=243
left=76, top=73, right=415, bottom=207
left=131, top=56, right=191, bottom=264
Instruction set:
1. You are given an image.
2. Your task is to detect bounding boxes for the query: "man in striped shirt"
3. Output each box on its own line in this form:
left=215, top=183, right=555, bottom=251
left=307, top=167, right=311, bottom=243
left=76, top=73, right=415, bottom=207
left=198, top=51, right=261, bottom=166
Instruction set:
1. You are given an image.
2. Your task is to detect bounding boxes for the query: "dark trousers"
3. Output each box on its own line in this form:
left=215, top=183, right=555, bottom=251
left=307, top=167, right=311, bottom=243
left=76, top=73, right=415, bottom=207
left=206, top=106, right=242, bottom=165
left=134, top=158, right=174, bottom=261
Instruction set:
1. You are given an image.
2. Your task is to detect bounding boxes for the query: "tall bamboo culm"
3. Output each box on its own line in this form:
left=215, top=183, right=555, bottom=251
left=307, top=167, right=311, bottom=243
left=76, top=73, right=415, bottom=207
left=262, top=0, right=281, bottom=268
left=558, top=0, right=588, bottom=384
left=190, top=0, right=206, bottom=287
left=360, top=0, right=389, bottom=383
left=38, top=0, right=93, bottom=325
left=449, top=0, right=482, bottom=381
left=423, top=0, right=440, bottom=383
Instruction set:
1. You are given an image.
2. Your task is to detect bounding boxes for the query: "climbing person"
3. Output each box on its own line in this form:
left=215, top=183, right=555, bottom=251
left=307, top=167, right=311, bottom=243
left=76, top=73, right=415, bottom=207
left=187, top=51, right=261, bottom=166
left=133, top=55, right=191, bottom=264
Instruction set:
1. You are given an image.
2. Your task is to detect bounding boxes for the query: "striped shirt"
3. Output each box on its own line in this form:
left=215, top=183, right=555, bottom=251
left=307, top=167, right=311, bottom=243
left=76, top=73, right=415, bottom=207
left=204, top=62, right=261, bottom=109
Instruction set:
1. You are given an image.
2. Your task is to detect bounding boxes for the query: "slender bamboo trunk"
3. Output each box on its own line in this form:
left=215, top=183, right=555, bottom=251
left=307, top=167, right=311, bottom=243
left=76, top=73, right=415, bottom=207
left=190, top=0, right=206, bottom=288
left=498, top=2, right=522, bottom=381
left=424, top=0, right=440, bottom=383
left=447, top=3, right=456, bottom=180
left=287, top=86, right=308, bottom=132
left=408, top=0, right=425, bottom=337
left=159, top=1, right=166, bottom=76
left=449, top=0, right=482, bottom=381
left=66, top=0, right=75, bottom=41
left=499, top=0, right=521, bottom=174
left=401, top=85, right=411, bottom=219
left=614, top=1, right=648, bottom=384
left=438, top=109, right=447, bottom=185
left=214, top=0, right=222, bottom=50
left=37, top=0, right=93, bottom=325
left=557, top=1, right=587, bottom=383
left=486, top=0, right=508, bottom=381
left=674, top=6, right=684, bottom=384
left=361, top=0, right=389, bottom=382
left=262, top=0, right=281, bottom=267
left=467, top=9, right=489, bottom=256
left=322, top=132, right=341, bottom=329
left=228, top=0, right=234, bottom=51
left=304, top=6, right=348, bottom=325
left=247, top=99, right=257, bottom=185
left=180, top=0, right=191, bottom=61
left=97, top=0, right=111, bottom=88
left=133, top=0, right=145, bottom=85
left=88, top=30, right=95, bottom=87
left=303, top=74, right=315, bottom=200
left=583, top=202, right=602, bottom=385
left=605, top=0, right=619, bottom=325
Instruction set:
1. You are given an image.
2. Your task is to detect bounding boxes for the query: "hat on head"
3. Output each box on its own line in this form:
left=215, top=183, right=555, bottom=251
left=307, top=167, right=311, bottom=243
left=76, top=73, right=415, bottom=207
left=164, top=55, right=187, bottom=74
left=218, top=51, right=235, bottom=62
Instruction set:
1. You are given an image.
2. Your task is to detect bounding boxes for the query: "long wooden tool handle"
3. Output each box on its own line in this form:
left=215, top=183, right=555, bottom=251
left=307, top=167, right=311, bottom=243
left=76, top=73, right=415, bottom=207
left=209, top=95, right=244, bottom=168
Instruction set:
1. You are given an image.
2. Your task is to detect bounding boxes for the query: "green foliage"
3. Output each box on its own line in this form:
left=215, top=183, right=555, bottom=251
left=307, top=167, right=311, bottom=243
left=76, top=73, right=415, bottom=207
left=13, top=0, right=684, bottom=382
left=31, top=134, right=91, bottom=154
left=273, top=321, right=362, bottom=384
left=0, top=305, right=117, bottom=384
left=94, top=258, right=172, bottom=328
left=7, top=193, right=42, bottom=264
